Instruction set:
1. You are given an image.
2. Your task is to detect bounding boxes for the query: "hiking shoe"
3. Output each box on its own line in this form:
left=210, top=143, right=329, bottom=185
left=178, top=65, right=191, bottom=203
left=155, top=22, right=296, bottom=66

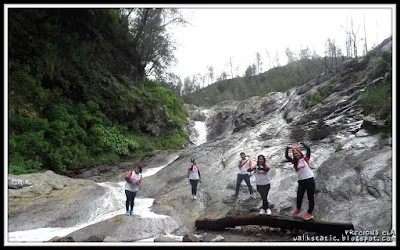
left=125, top=211, right=130, bottom=215
left=259, top=208, right=266, bottom=215
left=194, top=196, right=197, bottom=200
left=304, top=213, right=314, bottom=220
left=266, top=208, right=272, bottom=215
left=130, top=210, right=133, bottom=216
left=291, top=208, right=301, bottom=215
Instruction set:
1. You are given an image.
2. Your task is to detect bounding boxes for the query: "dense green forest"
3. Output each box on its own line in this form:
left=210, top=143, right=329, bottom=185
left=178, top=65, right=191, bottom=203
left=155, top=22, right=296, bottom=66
left=8, top=9, right=189, bottom=174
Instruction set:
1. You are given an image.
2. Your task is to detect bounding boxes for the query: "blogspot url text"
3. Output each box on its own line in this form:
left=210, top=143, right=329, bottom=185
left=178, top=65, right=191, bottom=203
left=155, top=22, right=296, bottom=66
left=293, top=230, right=396, bottom=242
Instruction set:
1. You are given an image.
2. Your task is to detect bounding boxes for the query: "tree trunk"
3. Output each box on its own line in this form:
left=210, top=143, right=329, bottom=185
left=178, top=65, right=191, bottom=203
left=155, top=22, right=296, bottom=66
left=363, top=13, right=368, bottom=55
left=324, top=56, right=332, bottom=74
left=195, top=214, right=354, bottom=236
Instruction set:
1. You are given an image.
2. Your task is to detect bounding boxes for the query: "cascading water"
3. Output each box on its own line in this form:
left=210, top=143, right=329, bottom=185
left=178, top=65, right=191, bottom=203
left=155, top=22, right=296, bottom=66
left=8, top=155, right=179, bottom=243
left=193, top=121, right=207, bottom=145
left=191, top=109, right=209, bottom=146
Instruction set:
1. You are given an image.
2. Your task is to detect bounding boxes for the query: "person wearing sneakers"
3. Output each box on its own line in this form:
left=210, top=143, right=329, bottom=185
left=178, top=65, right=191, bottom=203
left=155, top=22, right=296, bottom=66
left=285, top=141, right=315, bottom=220
left=188, top=158, right=201, bottom=200
left=124, top=166, right=143, bottom=216
left=234, top=152, right=254, bottom=197
left=247, top=154, right=272, bottom=215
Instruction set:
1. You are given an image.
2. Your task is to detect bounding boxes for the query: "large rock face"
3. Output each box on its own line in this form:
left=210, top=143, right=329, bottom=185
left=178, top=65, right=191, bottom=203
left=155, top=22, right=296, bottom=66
left=8, top=170, right=101, bottom=232
left=205, top=103, right=237, bottom=141
left=185, top=104, right=208, bottom=121
left=315, top=146, right=392, bottom=231
left=283, top=38, right=392, bottom=143
left=65, top=214, right=181, bottom=242
left=232, top=92, right=288, bottom=132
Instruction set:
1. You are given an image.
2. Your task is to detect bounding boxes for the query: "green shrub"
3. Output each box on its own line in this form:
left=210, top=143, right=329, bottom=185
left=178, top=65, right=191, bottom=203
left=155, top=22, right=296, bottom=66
left=371, top=56, right=386, bottom=77
left=160, top=130, right=188, bottom=149
left=359, top=80, right=391, bottom=124
left=8, top=153, right=42, bottom=175
left=92, top=124, right=139, bottom=156
left=335, top=143, right=343, bottom=152
left=309, top=91, right=325, bottom=107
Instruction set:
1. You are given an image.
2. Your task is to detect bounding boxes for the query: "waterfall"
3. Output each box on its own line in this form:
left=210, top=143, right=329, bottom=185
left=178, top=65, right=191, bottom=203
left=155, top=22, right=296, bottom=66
left=193, top=121, right=207, bottom=145
left=191, top=109, right=209, bottom=146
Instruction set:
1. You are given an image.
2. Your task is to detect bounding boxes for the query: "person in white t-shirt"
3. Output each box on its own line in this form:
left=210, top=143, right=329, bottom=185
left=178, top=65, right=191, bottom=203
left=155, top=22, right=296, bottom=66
left=188, top=158, right=201, bottom=200
left=285, top=141, right=315, bottom=221
left=124, top=166, right=143, bottom=215
left=247, top=154, right=272, bottom=215
left=234, top=152, right=254, bottom=197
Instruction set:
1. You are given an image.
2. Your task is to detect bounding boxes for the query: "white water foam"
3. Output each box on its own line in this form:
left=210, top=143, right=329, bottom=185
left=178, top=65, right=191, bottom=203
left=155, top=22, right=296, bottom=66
left=193, top=121, right=207, bottom=145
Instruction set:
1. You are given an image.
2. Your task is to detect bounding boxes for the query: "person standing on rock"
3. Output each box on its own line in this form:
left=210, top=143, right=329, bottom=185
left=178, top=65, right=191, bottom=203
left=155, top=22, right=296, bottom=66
left=234, top=152, right=254, bottom=198
left=247, top=154, right=272, bottom=215
left=124, top=166, right=143, bottom=215
left=188, top=158, right=201, bottom=200
left=285, top=141, right=315, bottom=220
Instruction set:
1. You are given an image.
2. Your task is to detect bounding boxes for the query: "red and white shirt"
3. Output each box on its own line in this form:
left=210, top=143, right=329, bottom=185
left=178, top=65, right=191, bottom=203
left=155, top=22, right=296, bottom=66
left=297, top=156, right=314, bottom=180
left=238, top=158, right=253, bottom=175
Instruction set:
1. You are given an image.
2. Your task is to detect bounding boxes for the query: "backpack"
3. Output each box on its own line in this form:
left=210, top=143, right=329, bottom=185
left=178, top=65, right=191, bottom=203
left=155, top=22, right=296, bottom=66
left=124, top=170, right=132, bottom=182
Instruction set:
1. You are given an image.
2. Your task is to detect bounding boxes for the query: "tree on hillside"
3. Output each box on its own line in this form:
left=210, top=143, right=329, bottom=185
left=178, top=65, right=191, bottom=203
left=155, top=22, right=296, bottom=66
left=243, top=64, right=256, bottom=78
left=228, top=57, right=235, bottom=79
left=337, top=47, right=344, bottom=63
left=176, top=77, right=183, bottom=96
left=325, top=38, right=338, bottom=71
left=127, top=8, right=188, bottom=82
left=285, top=47, right=297, bottom=63
left=265, top=49, right=272, bottom=70
left=274, top=51, right=280, bottom=67
left=341, top=15, right=361, bottom=59
left=311, top=48, right=320, bottom=59
left=183, top=76, right=195, bottom=95
left=244, top=65, right=253, bottom=78
left=217, top=71, right=228, bottom=82
left=159, top=72, right=183, bottom=96
left=363, top=12, right=368, bottom=56
left=323, top=39, right=333, bottom=73
left=192, top=73, right=201, bottom=91
left=201, top=73, right=207, bottom=88
left=344, top=35, right=352, bottom=58
left=251, top=64, right=257, bottom=76
left=255, top=52, right=263, bottom=74
left=235, top=65, right=240, bottom=77
left=207, top=65, right=214, bottom=84
left=350, top=15, right=361, bottom=58
left=299, top=46, right=312, bottom=60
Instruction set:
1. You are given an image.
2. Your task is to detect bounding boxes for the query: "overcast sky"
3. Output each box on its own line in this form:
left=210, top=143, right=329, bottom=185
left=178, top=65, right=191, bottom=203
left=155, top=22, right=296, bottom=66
left=167, top=5, right=394, bottom=85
